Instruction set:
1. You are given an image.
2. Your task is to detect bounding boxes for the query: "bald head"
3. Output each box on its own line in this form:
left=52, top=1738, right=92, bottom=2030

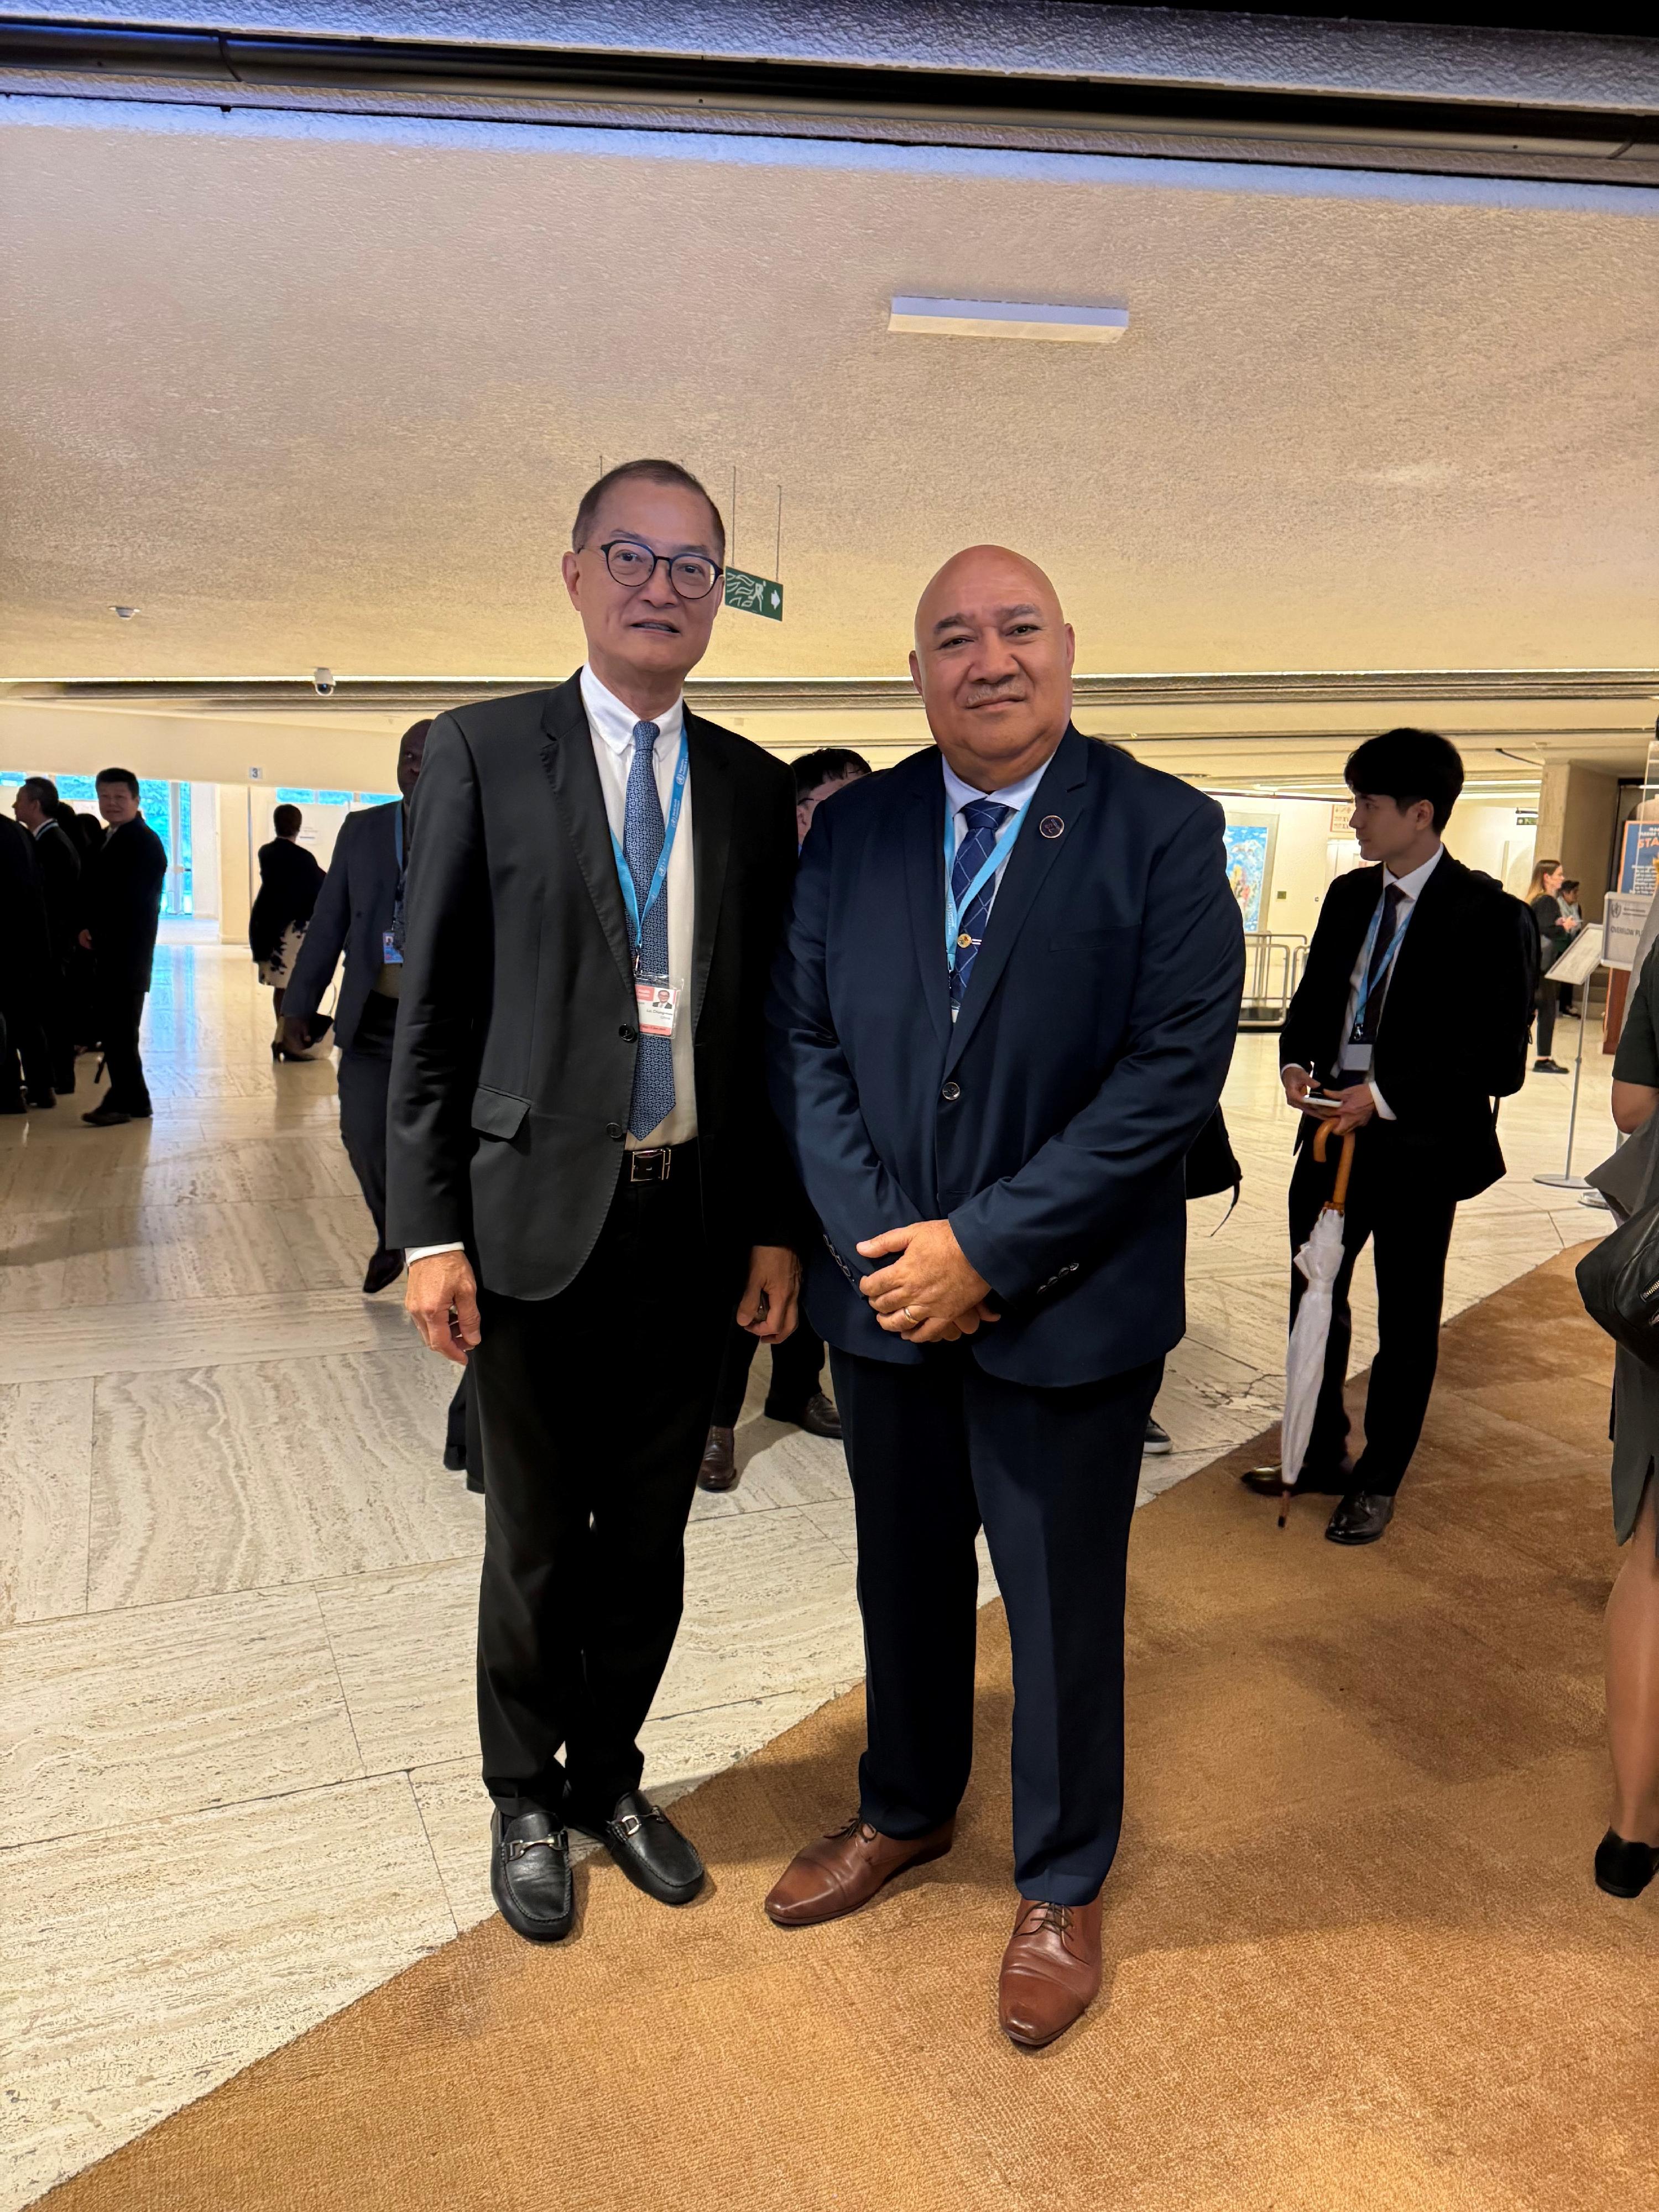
left=909, top=545, right=1075, bottom=792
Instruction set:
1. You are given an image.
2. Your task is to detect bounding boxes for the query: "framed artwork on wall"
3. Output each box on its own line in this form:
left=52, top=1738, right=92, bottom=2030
left=1222, top=820, right=1277, bottom=932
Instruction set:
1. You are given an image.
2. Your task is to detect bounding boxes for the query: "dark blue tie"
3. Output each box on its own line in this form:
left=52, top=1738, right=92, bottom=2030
left=623, top=720, right=675, bottom=1139
left=951, top=797, right=1013, bottom=1007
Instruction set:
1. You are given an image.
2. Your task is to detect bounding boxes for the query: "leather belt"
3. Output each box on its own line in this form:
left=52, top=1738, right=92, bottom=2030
left=627, top=1142, right=691, bottom=1184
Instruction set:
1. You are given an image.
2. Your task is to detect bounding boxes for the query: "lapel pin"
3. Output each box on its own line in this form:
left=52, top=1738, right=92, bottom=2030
left=1040, top=815, right=1065, bottom=839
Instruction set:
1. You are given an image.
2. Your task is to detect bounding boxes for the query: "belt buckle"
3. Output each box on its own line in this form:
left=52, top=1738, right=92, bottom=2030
left=629, top=1146, right=671, bottom=1184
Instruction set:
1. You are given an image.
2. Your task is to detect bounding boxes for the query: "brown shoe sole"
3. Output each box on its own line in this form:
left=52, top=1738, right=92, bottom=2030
left=765, top=1835, right=953, bottom=1927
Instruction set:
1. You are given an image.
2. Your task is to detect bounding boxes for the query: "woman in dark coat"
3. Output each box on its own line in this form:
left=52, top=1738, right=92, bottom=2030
left=249, top=804, right=325, bottom=1060
left=1526, top=855, right=1578, bottom=1074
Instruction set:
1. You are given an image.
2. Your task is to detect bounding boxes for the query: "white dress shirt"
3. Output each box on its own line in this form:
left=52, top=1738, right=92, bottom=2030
left=1334, top=843, right=1443, bottom=1120
left=406, top=666, right=699, bottom=1265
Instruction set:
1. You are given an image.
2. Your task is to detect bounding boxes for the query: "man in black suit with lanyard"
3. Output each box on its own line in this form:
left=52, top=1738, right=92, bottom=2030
left=389, top=460, right=801, bottom=1944
left=1245, top=728, right=1535, bottom=1544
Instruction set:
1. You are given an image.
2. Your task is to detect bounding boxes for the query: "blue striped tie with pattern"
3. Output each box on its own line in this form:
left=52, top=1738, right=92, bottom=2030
left=624, top=720, right=676, bottom=1139
left=951, top=797, right=1013, bottom=1008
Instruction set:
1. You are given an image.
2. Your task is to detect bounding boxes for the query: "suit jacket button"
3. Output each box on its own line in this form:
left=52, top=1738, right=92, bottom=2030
left=941, top=1080, right=961, bottom=1102
left=619, top=1024, right=638, bottom=1042
left=606, top=1121, right=625, bottom=1141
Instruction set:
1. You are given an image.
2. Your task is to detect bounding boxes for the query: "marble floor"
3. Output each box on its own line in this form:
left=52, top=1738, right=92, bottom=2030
left=0, top=946, right=1616, bottom=2209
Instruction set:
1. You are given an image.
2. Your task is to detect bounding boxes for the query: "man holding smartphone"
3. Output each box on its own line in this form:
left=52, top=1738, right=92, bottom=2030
left=1245, top=728, right=1535, bottom=1543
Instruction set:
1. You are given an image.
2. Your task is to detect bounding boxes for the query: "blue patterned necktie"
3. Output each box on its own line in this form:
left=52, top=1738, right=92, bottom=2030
left=623, top=719, right=676, bottom=1138
left=951, top=797, right=1013, bottom=1007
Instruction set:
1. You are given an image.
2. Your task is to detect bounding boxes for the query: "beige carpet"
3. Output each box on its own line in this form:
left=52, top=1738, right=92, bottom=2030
left=39, top=1249, right=1658, bottom=2211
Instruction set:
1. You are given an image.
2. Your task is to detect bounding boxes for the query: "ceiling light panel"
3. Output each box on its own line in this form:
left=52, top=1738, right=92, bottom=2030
left=888, top=296, right=1129, bottom=344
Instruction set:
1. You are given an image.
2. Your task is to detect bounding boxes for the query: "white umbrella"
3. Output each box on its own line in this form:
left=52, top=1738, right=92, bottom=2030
left=1276, top=1123, right=1356, bottom=1527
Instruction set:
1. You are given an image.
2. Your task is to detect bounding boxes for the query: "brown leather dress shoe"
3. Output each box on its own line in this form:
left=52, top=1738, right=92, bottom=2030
left=698, top=1425, right=738, bottom=1493
left=764, top=1813, right=954, bottom=1927
left=998, top=1897, right=1103, bottom=2049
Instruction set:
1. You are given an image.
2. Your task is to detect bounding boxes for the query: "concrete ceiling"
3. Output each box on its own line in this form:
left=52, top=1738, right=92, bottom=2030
left=2, top=93, right=1656, bottom=784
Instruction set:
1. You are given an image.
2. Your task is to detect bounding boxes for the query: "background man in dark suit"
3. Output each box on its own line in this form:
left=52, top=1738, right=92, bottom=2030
left=696, top=744, right=873, bottom=1493
left=13, top=777, right=82, bottom=1099
left=77, top=767, right=167, bottom=1129
left=1246, top=727, right=1536, bottom=1545
left=389, top=460, right=801, bottom=1944
left=764, top=546, right=1243, bottom=2048
left=281, top=721, right=431, bottom=1295
left=0, top=812, right=56, bottom=1114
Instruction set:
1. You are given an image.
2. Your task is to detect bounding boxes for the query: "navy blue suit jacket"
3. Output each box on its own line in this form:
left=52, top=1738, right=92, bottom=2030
left=766, top=728, right=1244, bottom=1388
left=282, top=802, right=400, bottom=1052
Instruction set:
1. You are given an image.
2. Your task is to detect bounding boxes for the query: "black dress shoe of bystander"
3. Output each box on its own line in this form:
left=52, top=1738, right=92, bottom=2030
left=567, top=1788, right=705, bottom=1906
left=1594, top=1829, right=1659, bottom=1898
left=767, top=1391, right=843, bottom=1441
left=490, top=1808, right=573, bottom=1942
left=1325, top=1491, right=1395, bottom=1545
left=81, top=1104, right=131, bottom=1128
left=362, top=1246, right=405, bottom=1296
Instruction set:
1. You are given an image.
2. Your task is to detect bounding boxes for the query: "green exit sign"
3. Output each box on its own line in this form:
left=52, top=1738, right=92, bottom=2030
left=724, top=567, right=784, bottom=621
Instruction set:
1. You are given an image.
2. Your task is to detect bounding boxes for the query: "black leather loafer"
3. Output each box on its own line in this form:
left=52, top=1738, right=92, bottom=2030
left=361, top=1246, right=405, bottom=1295
left=1325, top=1491, right=1395, bottom=1545
left=1242, top=1459, right=1353, bottom=1498
left=568, top=1789, right=705, bottom=1906
left=81, top=1104, right=130, bottom=1128
left=490, top=1808, right=574, bottom=1942
left=1595, top=1829, right=1659, bottom=1897
left=769, top=1391, right=842, bottom=1441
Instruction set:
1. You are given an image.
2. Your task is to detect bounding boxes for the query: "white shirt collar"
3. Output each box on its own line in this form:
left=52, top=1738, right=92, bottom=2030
left=580, top=664, right=684, bottom=755
left=939, top=743, right=1058, bottom=821
left=1385, top=844, right=1444, bottom=902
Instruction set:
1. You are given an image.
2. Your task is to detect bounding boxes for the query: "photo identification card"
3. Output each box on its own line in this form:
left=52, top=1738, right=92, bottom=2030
left=636, top=980, right=677, bottom=1037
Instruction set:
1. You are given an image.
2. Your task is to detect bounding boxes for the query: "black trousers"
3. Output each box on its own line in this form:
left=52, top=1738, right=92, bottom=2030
left=1533, top=982, right=1558, bottom=1060
left=94, top=981, right=150, bottom=1115
left=831, top=1344, right=1160, bottom=1906
left=1, top=985, right=53, bottom=1102
left=336, top=1027, right=393, bottom=1248
left=44, top=966, right=75, bottom=1095
left=1287, top=1126, right=1458, bottom=1495
left=709, top=1316, right=827, bottom=1427
left=469, top=1155, right=730, bottom=1819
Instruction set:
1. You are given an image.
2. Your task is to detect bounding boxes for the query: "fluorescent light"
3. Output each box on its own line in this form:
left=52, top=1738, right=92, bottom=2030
left=888, top=296, right=1129, bottom=345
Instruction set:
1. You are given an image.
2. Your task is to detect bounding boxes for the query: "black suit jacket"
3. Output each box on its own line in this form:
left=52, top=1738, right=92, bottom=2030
left=385, top=674, right=800, bottom=1300
left=280, top=804, right=401, bottom=1051
left=82, top=817, right=167, bottom=993
left=29, top=820, right=81, bottom=959
left=1279, top=851, right=1535, bottom=1199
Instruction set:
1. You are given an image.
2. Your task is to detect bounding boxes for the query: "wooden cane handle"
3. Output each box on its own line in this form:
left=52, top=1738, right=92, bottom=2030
left=1312, top=1117, right=1357, bottom=1209
left=1313, top=1118, right=1332, bottom=1164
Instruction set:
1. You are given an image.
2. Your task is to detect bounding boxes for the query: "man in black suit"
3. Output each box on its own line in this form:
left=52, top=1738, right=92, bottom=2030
left=764, top=546, right=1243, bottom=2048
left=78, top=768, right=167, bottom=1128
left=14, top=776, right=82, bottom=1097
left=281, top=721, right=432, bottom=1296
left=388, top=459, right=801, bottom=1943
left=1244, top=727, right=1535, bottom=1544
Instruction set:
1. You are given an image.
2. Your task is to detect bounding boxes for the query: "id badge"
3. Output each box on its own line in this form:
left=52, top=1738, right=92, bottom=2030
left=635, top=977, right=677, bottom=1037
left=382, top=928, right=404, bottom=967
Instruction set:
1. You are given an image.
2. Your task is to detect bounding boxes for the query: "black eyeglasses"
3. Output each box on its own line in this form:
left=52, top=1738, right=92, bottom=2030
left=598, top=539, right=724, bottom=601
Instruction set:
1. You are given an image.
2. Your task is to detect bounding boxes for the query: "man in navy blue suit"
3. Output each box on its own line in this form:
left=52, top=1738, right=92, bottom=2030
left=763, top=546, right=1243, bottom=2048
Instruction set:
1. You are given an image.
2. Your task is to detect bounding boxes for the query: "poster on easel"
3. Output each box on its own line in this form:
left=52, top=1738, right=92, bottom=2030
left=1618, top=820, right=1659, bottom=898
left=1222, top=822, right=1275, bottom=932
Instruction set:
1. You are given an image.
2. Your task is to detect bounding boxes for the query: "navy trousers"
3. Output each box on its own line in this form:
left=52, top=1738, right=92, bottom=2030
left=830, top=1344, right=1160, bottom=1906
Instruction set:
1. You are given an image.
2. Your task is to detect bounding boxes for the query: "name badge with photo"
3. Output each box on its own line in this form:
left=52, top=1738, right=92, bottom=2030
left=635, top=979, right=677, bottom=1037
left=381, top=928, right=404, bottom=967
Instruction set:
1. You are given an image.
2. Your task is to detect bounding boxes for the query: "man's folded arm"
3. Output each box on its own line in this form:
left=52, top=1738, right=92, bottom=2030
left=765, top=812, right=926, bottom=1271
left=948, top=802, right=1244, bottom=1301
left=279, top=821, right=352, bottom=1025
left=385, top=717, right=488, bottom=1251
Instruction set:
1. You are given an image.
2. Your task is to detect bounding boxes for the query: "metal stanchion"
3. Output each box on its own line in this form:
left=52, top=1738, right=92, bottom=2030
left=1533, top=986, right=1592, bottom=1191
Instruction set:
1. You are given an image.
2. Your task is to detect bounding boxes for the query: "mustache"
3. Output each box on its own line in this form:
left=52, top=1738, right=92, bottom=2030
left=962, top=677, right=1030, bottom=706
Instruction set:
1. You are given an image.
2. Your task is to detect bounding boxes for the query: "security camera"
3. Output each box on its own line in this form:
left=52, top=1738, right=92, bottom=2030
left=312, top=666, right=336, bottom=696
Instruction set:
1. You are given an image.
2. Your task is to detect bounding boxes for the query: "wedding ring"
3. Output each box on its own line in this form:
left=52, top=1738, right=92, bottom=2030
left=901, top=1305, right=920, bottom=1325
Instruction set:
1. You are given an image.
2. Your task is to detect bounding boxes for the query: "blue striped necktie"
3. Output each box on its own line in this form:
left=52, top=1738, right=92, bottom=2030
left=623, top=720, right=675, bottom=1139
left=951, top=797, right=1012, bottom=1006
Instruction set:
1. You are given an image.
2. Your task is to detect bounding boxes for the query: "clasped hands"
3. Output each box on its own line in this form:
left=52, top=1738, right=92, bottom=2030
left=857, top=1219, right=995, bottom=1345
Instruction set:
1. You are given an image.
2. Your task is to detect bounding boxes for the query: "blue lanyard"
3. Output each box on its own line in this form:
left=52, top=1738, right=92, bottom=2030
left=609, top=730, right=689, bottom=973
left=1349, top=885, right=1414, bottom=1037
left=943, top=796, right=1035, bottom=973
